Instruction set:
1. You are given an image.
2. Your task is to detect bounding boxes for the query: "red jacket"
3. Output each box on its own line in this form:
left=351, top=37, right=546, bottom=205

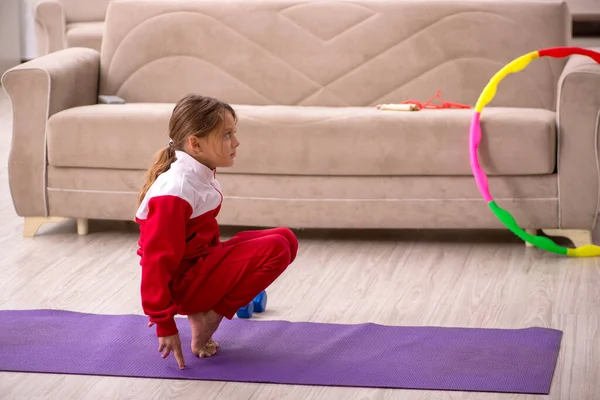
left=135, top=151, right=223, bottom=337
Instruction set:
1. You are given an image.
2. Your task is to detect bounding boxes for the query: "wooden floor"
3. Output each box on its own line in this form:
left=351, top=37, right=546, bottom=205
left=0, top=89, right=598, bottom=400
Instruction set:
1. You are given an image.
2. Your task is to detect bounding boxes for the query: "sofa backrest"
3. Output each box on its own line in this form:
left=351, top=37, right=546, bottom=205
left=99, top=0, right=569, bottom=109
left=61, top=0, right=111, bottom=23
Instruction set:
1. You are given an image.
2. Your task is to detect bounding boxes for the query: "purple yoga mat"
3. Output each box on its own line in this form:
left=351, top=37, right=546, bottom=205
left=0, top=309, right=561, bottom=394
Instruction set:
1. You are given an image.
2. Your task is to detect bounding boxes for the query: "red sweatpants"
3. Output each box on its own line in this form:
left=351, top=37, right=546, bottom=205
left=173, top=227, right=298, bottom=319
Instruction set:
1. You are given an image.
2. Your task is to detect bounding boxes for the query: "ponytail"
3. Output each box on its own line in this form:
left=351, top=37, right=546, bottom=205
left=137, top=146, right=176, bottom=208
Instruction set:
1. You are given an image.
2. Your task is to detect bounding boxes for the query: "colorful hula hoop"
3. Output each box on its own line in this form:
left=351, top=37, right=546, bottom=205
left=469, top=47, right=600, bottom=257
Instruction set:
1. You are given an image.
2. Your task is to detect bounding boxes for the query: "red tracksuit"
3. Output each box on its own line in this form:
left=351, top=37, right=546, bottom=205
left=135, top=150, right=298, bottom=337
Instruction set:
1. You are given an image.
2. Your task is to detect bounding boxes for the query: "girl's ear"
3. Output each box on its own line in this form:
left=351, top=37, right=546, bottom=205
left=187, top=135, right=204, bottom=156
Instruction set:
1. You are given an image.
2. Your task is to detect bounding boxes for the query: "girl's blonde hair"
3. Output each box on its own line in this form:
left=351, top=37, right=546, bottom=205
left=137, top=94, right=237, bottom=208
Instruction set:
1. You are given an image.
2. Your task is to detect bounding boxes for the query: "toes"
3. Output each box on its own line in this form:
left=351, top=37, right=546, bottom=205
left=203, top=345, right=217, bottom=356
left=192, top=338, right=220, bottom=358
left=196, top=349, right=214, bottom=358
left=194, top=348, right=207, bottom=358
left=193, top=345, right=217, bottom=358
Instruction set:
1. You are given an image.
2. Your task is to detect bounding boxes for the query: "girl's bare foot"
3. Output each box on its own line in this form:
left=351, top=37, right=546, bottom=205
left=197, top=338, right=220, bottom=358
left=188, top=310, right=223, bottom=357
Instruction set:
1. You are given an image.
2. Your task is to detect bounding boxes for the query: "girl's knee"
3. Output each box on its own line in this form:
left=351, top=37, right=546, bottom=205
left=271, top=227, right=294, bottom=240
left=265, top=234, right=293, bottom=266
left=273, top=227, right=298, bottom=261
left=269, top=234, right=290, bottom=252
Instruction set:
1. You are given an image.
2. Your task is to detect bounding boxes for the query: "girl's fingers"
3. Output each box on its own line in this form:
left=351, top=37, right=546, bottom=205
left=174, top=345, right=185, bottom=369
left=162, top=347, right=171, bottom=359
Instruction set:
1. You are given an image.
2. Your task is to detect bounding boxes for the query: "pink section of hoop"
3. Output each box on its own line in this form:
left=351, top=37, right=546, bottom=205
left=469, top=112, right=492, bottom=202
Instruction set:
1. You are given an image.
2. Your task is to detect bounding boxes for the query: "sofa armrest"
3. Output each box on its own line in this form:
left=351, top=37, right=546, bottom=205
left=31, top=0, right=66, bottom=55
left=556, top=48, right=600, bottom=230
left=1, top=47, right=100, bottom=217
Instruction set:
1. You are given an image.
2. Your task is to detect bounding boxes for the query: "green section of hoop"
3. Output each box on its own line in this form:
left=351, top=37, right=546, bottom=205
left=488, top=201, right=568, bottom=255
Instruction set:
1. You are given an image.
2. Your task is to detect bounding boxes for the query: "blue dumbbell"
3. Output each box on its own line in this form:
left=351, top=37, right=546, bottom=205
left=236, top=301, right=254, bottom=319
left=253, top=291, right=267, bottom=313
left=236, top=291, right=267, bottom=319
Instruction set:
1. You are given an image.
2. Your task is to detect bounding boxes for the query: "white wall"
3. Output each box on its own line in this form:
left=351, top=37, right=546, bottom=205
left=20, top=0, right=38, bottom=60
left=0, top=0, right=22, bottom=74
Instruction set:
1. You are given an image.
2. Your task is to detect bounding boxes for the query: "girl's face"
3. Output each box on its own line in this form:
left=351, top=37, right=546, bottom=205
left=186, top=111, right=239, bottom=170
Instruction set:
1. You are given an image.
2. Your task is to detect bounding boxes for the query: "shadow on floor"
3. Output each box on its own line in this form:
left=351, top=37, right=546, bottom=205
left=29, top=218, right=579, bottom=248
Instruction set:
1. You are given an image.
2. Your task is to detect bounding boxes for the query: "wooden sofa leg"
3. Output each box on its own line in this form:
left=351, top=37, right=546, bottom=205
left=541, top=229, right=592, bottom=248
left=77, top=218, right=89, bottom=235
left=525, top=229, right=537, bottom=247
left=23, top=217, right=66, bottom=237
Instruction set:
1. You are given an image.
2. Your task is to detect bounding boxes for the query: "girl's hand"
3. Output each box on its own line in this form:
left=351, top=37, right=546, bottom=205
left=149, top=321, right=185, bottom=369
left=158, top=333, right=185, bottom=369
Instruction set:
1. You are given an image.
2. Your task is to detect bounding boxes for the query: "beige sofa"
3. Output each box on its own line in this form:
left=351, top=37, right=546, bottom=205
left=28, top=0, right=600, bottom=58
left=567, top=0, right=600, bottom=21
left=3, top=0, right=600, bottom=245
left=30, top=0, right=109, bottom=56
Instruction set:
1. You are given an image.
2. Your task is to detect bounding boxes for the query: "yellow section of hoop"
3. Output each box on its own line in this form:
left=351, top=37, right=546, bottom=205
left=566, top=245, right=600, bottom=257
left=475, top=51, right=539, bottom=113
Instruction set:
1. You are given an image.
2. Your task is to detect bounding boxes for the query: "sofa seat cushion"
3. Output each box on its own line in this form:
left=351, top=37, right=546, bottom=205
left=46, top=103, right=556, bottom=176
left=66, top=22, right=104, bottom=52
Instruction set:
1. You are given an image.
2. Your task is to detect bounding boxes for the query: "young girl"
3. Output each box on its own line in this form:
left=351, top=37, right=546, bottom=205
left=135, top=94, right=298, bottom=370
